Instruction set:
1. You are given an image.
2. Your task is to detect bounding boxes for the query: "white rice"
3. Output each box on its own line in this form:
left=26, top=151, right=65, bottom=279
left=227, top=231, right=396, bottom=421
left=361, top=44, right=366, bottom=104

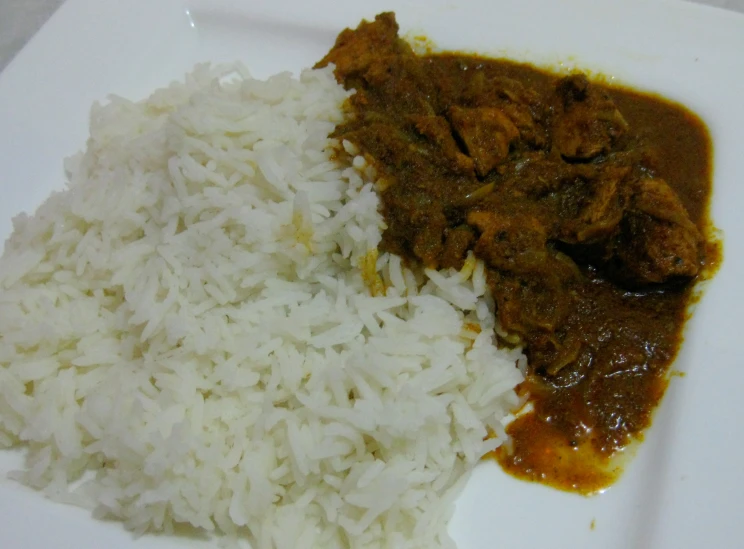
left=0, top=63, right=526, bottom=549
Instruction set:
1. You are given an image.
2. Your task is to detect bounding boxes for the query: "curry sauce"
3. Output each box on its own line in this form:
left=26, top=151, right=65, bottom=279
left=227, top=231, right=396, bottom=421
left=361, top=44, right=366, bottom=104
left=317, top=13, right=719, bottom=494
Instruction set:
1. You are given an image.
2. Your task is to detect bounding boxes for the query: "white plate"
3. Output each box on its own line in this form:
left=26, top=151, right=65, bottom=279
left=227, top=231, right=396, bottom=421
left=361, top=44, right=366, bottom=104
left=1, top=0, right=742, bottom=548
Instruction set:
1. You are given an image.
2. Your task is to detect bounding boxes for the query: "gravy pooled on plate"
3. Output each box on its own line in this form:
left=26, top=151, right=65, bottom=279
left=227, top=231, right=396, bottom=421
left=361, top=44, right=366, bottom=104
left=317, top=12, right=720, bottom=493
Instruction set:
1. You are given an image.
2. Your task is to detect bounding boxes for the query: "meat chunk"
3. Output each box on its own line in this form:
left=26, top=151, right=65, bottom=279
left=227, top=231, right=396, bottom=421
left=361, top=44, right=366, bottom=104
left=615, top=178, right=702, bottom=284
left=440, top=226, right=475, bottom=270
left=411, top=211, right=449, bottom=268
left=408, top=115, right=475, bottom=175
left=382, top=188, right=448, bottom=269
left=340, top=122, right=419, bottom=173
left=449, top=106, right=520, bottom=177
left=631, top=177, right=700, bottom=228
left=557, top=165, right=631, bottom=244
left=555, top=174, right=702, bottom=286
left=501, top=102, right=549, bottom=149
left=478, top=77, right=549, bottom=149
left=468, top=210, right=548, bottom=274
left=488, top=270, right=574, bottom=336
left=315, top=12, right=401, bottom=80
left=468, top=210, right=579, bottom=335
left=552, top=75, right=628, bottom=160
left=317, top=13, right=435, bottom=115
left=490, top=75, right=542, bottom=106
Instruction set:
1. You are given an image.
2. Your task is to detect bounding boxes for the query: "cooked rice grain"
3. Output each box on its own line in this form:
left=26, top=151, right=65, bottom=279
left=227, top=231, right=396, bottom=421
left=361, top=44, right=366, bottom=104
left=0, top=64, right=525, bottom=549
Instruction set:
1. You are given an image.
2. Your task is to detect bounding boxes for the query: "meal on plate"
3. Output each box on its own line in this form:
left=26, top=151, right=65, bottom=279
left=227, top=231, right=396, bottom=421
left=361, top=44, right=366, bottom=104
left=0, top=10, right=718, bottom=549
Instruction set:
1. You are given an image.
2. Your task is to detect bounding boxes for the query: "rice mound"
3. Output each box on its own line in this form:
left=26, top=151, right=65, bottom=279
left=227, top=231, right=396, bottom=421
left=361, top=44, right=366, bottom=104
left=0, top=64, right=525, bottom=549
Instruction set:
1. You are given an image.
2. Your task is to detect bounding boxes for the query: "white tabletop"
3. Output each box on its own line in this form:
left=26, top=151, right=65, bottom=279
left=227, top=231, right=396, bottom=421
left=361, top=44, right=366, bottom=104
left=0, top=0, right=743, bottom=72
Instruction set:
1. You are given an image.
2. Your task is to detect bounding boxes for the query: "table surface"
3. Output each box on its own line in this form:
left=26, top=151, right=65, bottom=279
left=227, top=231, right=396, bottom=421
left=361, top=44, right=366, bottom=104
left=1, top=0, right=744, bottom=74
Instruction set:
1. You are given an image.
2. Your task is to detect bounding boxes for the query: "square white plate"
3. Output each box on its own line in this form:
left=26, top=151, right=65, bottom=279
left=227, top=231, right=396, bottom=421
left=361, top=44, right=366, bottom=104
left=1, top=0, right=743, bottom=548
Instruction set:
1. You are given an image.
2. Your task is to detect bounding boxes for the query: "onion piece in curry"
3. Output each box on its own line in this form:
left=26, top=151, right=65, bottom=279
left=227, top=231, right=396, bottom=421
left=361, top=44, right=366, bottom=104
left=316, top=12, right=721, bottom=494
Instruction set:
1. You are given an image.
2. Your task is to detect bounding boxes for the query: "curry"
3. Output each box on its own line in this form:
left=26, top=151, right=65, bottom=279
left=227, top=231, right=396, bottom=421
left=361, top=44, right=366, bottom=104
left=317, top=13, right=719, bottom=494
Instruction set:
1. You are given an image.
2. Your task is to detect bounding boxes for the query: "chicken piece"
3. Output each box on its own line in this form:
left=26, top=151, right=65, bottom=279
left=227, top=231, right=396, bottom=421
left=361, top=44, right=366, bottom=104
left=440, top=226, right=475, bottom=270
left=468, top=210, right=549, bottom=274
left=632, top=177, right=700, bottom=228
left=453, top=72, right=548, bottom=149
left=382, top=188, right=448, bottom=269
left=480, top=77, right=549, bottom=148
left=489, top=271, right=570, bottom=336
left=339, top=122, right=419, bottom=173
left=501, top=102, right=549, bottom=149
left=316, top=13, right=435, bottom=115
left=449, top=106, right=520, bottom=177
left=315, top=12, right=402, bottom=80
left=493, top=152, right=572, bottom=199
left=557, top=166, right=631, bottom=244
left=468, top=210, right=580, bottom=335
left=615, top=178, right=702, bottom=284
left=412, top=212, right=448, bottom=268
left=490, top=75, right=542, bottom=105
left=552, top=74, right=629, bottom=161
left=408, top=115, right=475, bottom=175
